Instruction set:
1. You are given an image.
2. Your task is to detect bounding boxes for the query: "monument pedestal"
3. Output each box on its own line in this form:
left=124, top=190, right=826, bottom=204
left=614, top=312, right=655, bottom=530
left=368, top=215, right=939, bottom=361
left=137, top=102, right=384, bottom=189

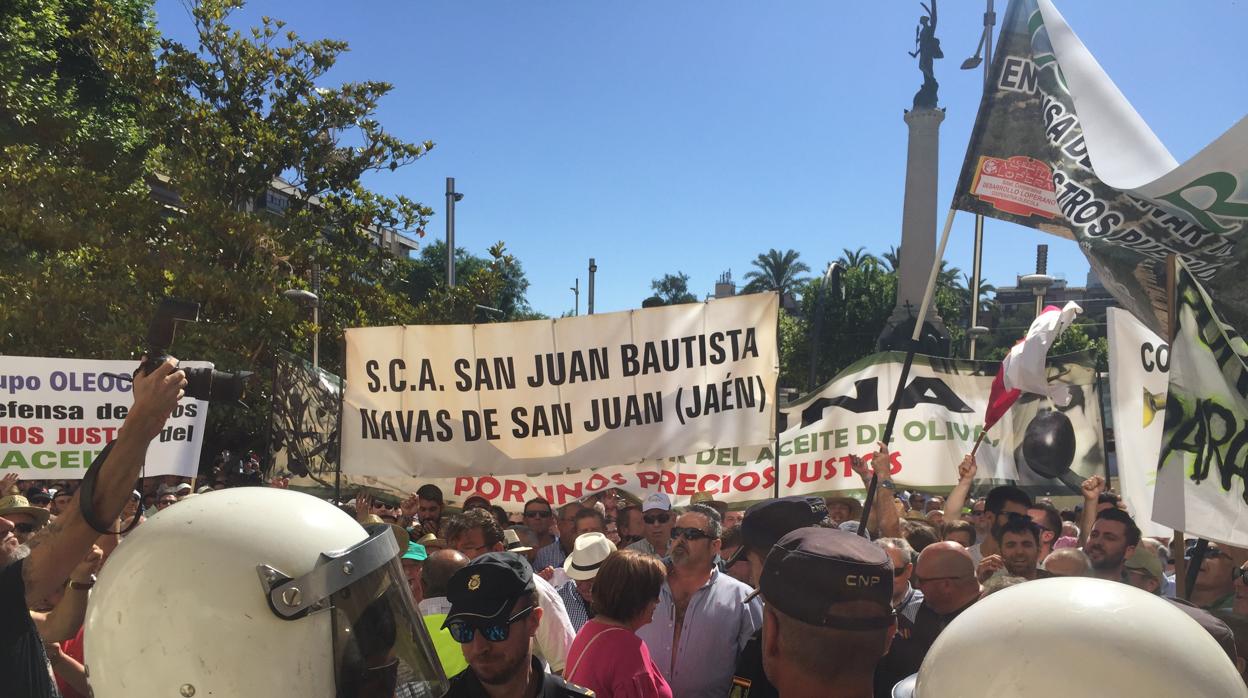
left=880, top=106, right=949, bottom=355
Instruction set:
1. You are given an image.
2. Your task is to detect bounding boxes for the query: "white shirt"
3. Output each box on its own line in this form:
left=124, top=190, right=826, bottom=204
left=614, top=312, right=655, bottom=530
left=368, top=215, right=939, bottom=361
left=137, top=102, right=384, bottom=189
left=532, top=572, right=576, bottom=672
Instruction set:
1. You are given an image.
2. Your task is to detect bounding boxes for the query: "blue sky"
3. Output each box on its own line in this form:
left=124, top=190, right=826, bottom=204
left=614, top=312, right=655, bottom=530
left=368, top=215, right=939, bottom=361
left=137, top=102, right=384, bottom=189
left=153, top=0, right=1246, bottom=319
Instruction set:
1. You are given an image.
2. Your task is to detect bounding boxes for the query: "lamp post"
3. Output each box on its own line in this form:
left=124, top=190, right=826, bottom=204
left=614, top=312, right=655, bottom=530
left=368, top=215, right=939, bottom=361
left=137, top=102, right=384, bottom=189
left=446, top=177, right=464, bottom=287
left=961, top=0, right=996, bottom=358
left=587, top=258, right=597, bottom=315
left=282, top=288, right=320, bottom=371
left=807, top=262, right=844, bottom=391
left=571, top=279, right=580, bottom=316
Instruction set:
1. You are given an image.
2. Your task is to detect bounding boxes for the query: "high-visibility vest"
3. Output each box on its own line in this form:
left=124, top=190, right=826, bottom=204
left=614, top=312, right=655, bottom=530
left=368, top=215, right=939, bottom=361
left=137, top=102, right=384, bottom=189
left=423, top=613, right=468, bottom=677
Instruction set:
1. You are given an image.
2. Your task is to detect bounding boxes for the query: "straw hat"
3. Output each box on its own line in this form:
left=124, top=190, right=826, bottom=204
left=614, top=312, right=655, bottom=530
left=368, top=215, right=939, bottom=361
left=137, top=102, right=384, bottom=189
left=0, top=494, right=51, bottom=527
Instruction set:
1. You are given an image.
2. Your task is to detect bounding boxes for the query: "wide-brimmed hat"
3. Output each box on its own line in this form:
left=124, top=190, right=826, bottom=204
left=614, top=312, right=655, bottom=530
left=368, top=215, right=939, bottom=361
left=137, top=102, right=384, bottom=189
left=0, top=494, right=51, bottom=527
left=563, top=532, right=616, bottom=581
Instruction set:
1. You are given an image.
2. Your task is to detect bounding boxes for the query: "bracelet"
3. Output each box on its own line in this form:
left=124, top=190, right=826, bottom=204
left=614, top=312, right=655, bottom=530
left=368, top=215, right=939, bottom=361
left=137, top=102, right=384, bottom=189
left=69, top=574, right=97, bottom=590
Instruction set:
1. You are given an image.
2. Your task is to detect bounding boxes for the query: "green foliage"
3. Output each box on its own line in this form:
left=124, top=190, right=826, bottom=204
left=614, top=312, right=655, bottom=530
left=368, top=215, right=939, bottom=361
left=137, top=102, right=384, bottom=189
left=0, top=0, right=530, bottom=465
left=648, top=272, right=698, bottom=306
left=404, top=240, right=535, bottom=321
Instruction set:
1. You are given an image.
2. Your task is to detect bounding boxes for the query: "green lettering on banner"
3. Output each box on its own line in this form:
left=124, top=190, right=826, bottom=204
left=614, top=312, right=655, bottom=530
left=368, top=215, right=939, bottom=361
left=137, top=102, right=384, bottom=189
left=1158, top=172, right=1248, bottom=236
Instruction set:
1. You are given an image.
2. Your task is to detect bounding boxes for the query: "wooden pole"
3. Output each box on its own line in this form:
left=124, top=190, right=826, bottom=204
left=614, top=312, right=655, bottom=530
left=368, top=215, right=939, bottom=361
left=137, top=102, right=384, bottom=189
left=1166, top=254, right=1187, bottom=599
left=857, top=209, right=958, bottom=535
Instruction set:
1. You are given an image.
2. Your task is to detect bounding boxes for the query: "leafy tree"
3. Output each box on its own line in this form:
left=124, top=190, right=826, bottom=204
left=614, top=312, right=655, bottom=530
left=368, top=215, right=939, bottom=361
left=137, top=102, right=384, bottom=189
left=647, top=272, right=698, bottom=306
left=881, top=246, right=901, bottom=272
left=0, top=0, right=524, bottom=466
left=404, top=240, right=535, bottom=321
left=742, top=248, right=810, bottom=297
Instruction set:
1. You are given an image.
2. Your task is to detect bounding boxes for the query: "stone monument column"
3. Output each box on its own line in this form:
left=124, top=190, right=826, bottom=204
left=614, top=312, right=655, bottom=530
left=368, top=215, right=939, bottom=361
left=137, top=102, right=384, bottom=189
left=887, top=106, right=946, bottom=332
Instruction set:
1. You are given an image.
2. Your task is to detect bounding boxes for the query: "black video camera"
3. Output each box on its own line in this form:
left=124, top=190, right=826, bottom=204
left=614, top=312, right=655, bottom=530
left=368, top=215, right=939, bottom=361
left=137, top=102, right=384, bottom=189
left=140, top=299, right=253, bottom=404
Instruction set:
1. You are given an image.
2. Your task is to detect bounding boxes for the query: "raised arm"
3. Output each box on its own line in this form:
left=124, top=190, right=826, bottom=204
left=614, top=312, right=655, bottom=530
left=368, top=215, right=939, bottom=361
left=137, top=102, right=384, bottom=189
left=22, top=359, right=185, bottom=605
left=942, top=454, right=977, bottom=525
left=1077, top=476, right=1105, bottom=548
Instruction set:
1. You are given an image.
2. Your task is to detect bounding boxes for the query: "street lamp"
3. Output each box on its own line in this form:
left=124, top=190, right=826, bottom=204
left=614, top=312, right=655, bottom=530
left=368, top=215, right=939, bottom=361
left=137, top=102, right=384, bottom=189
left=807, top=262, right=845, bottom=391
left=962, top=0, right=996, bottom=360
left=283, top=288, right=320, bottom=371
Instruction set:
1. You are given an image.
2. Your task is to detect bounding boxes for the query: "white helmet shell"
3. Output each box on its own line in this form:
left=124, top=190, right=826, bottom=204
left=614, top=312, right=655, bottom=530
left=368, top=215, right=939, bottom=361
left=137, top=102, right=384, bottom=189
left=901, top=577, right=1248, bottom=697
left=85, top=488, right=379, bottom=697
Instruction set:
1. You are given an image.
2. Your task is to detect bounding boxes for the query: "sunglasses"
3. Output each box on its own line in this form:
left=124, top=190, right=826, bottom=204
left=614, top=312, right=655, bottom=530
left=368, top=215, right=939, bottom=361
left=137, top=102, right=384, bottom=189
left=644, top=513, right=671, bottom=525
left=446, top=605, right=536, bottom=643
left=1233, top=568, right=1248, bottom=584
left=893, top=562, right=911, bottom=578
left=14, top=523, right=37, bottom=534
left=524, top=510, right=552, bottom=519
left=1187, top=547, right=1231, bottom=561
left=670, top=527, right=712, bottom=541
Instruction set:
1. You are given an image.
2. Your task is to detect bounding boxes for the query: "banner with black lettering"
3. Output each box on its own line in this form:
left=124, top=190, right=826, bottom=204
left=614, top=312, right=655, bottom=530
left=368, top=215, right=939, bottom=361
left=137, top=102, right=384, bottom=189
left=1153, top=268, right=1248, bottom=546
left=269, top=351, right=341, bottom=488
left=341, top=293, right=778, bottom=478
left=953, top=0, right=1248, bottom=337
left=344, top=350, right=1103, bottom=507
left=0, top=356, right=209, bottom=478
left=1106, top=309, right=1170, bottom=537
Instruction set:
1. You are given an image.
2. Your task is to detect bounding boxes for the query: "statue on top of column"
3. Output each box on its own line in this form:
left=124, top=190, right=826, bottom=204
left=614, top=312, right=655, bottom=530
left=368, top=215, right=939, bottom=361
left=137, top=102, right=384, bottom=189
left=909, top=0, right=943, bottom=110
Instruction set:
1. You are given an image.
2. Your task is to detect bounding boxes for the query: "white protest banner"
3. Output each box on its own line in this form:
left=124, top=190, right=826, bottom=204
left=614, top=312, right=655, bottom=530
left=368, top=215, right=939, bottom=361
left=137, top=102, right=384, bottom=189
left=0, top=356, right=209, bottom=478
left=342, top=293, right=778, bottom=478
left=777, top=351, right=1105, bottom=496
left=1106, top=308, right=1170, bottom=537
left=1153, top=268, right=1248, bottom=546
left=345, top=350, right=1105, bottom=507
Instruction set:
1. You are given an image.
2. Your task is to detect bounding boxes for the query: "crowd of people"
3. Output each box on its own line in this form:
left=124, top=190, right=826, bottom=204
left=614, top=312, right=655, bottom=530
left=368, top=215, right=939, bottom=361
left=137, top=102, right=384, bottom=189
left=4, top=365, right=1248, bottom=697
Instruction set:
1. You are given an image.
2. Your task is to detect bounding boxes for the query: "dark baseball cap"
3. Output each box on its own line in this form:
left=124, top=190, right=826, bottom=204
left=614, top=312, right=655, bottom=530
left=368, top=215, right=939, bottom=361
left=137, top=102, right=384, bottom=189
left=725, top=496, right=828, bottom=567
left=443, top=552, right=536, bottom=628
left=25, top=486, right=51, bottom=503
left=750, top=527, right=895, bottom=630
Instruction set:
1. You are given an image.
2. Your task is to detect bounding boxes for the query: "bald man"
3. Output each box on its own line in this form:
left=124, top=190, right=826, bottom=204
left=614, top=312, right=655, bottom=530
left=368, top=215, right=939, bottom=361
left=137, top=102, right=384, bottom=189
left=875, top=542, right=981, bottom=695
left=1042, top=548, right=1093, bottom=578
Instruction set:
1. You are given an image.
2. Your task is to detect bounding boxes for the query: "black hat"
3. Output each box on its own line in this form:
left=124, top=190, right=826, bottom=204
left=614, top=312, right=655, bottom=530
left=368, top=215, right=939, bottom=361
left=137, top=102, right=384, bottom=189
left=751, top=527, right=894, bottom=630
left=443, top=552, right=536, bottom=628
left=25, top=486, right=51, bottom=503
left=725, top=496, right=827, bottom=567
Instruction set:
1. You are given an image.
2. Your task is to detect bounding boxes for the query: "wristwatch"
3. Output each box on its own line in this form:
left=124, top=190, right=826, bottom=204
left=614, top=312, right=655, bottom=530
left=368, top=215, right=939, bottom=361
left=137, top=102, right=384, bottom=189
left=879, top=479, right=896, bottom=490
left=69, top=574, right=97, bottom=591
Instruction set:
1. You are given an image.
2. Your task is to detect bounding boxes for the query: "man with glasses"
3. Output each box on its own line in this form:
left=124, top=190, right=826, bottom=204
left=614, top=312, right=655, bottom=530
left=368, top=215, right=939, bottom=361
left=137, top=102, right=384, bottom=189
left=445, top=508, right=576, bottom=675
left=435, top=552, right=595, bottom=697
left=1188, top=541, right=1238, bottom=612
left=638, top=504, right=761, bottom=698
left=874, top=541, right=980, bottom=696
left=0, top=493, right=49, bottom=544
left=529, top=498, right=569, bottom=570
left=877, top=538, right=924, bottom=623
left=1084, top=508, right=1139, bottom=582
left=1027, top=501, right=1063, bottom=560
left=154, top=492, right=177, bottom=511
left=627, top=492, right=676, bottom=558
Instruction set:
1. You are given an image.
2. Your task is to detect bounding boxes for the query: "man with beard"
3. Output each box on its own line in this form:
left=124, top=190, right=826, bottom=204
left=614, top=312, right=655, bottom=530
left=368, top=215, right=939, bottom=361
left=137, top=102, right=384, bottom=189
left=976, top=515, right=1043, bottom=583
left=1084, top=508, right=1139, bottom=582
left=441, top=553, right=593, bottom=697
left=638, top=504, right=761, bottom=698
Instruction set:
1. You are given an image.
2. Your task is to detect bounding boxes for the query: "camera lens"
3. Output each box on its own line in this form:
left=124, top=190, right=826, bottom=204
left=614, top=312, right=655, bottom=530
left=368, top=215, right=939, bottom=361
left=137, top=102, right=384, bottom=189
left=184, top=367, right=253, bottom=404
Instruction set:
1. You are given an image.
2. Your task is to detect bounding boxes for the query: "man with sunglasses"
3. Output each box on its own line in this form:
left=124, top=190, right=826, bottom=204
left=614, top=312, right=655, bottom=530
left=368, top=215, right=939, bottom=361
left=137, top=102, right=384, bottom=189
left=627, top=492, right=676, bottom=558
left=0, top=493, right=49, bottom=544
left=524, top=498, right=561, bottom=567
left=874, top=542, right=979, bottom=697
left=442, top=552, right=594, bottom=697
left=1189, top=541, right=1238, bottom=612
left=637, top=503, right=761, bottom=698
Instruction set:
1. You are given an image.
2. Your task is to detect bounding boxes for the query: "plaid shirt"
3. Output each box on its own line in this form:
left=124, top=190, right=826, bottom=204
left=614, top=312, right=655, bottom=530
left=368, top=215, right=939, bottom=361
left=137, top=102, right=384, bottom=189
left=557, top=580, right=594, bottom=632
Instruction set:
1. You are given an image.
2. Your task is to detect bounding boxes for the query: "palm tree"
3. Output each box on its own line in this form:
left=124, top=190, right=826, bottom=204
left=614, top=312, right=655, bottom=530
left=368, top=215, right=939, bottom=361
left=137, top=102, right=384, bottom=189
left=881, top=246, right=901, bottom=272
left=961, top=273, right=997, bottom=315
left=742, top=249, right=811, bottom=297
left=835, top=246, right=879, bottom=270
left=938, top=261, right=964, bottom=291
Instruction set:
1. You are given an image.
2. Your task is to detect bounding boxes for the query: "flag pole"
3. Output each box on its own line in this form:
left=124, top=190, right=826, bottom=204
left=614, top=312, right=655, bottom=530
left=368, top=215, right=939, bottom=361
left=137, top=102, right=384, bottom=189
left=1165, top=254, right=1189, bottom=600
left=857, top=208, right=958, bottom=536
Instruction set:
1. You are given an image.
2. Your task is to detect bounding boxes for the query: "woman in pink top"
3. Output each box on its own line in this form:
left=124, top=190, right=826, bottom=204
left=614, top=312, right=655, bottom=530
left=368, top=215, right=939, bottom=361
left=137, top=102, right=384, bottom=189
left=565, top=550, right=672, bottom=698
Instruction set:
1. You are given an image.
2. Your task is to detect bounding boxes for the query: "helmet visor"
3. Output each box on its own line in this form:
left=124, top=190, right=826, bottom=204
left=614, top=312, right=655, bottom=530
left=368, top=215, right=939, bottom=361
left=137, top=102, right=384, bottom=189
left=329, top=549, right=449, bottom=697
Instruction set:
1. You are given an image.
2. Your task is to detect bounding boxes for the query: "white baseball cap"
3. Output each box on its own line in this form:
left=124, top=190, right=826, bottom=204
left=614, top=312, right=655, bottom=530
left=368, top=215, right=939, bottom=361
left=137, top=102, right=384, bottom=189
left=641, top=492, right=671, bottom=512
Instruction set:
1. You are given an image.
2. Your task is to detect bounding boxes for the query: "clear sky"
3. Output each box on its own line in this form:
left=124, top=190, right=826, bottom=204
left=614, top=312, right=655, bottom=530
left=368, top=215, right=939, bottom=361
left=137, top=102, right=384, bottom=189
left=152, top=0, right=1246, bottom=319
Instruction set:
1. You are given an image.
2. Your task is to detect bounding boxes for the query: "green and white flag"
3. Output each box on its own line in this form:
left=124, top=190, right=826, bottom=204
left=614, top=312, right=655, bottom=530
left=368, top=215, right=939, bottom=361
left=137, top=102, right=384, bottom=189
left=954, top=0, right=1248, bottom=337
left=1153, top=267, right=1248, bottom=546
